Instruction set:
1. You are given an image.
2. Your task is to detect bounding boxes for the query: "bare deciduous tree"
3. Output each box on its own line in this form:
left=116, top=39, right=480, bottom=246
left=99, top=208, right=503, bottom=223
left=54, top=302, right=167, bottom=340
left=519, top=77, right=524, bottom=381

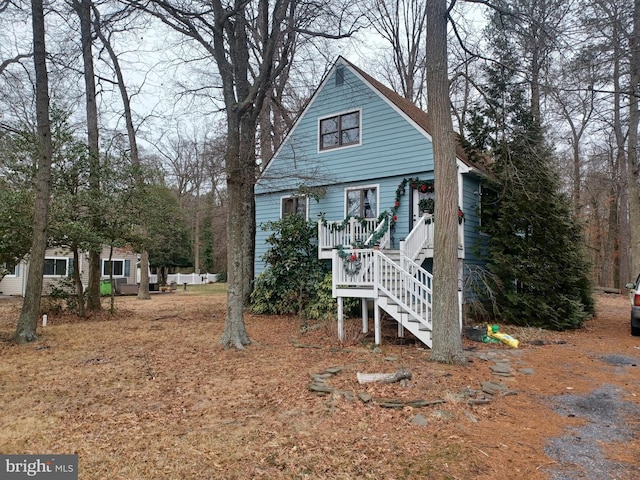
left=14, top=0, right=53, bottom=343
left=72, top=0, right=102, bottom=311
left=134, top=0, right=361, bottom=349
left=628, top=0, right=640, bottom=276
left=362, top=0, right=427, bottom=107
left=92, top=4, right=153, bottom=299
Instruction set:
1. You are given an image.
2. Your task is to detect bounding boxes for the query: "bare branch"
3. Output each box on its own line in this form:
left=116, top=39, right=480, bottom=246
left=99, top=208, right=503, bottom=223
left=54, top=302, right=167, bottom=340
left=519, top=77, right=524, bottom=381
left=0, top=54, right=32, bottom=76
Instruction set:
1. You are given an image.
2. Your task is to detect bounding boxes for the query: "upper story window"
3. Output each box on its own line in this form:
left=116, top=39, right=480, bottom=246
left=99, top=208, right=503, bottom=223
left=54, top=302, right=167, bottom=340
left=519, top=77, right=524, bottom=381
left=319, top=111, right=360, bottom=150
left=346, top=186, right=377, bottom=218
left=281, top=196, right=308, bottom=219
left=44, top=258, right=70, bottom=277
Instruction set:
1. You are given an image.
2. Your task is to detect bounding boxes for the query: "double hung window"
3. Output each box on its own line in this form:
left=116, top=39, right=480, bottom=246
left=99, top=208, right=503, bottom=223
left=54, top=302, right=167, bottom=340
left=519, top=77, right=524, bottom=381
left=281, top=196, right=308, bottom=219
left=1, top=262, right=19, bottom=276
left=346, top=186, right=377, bottom=218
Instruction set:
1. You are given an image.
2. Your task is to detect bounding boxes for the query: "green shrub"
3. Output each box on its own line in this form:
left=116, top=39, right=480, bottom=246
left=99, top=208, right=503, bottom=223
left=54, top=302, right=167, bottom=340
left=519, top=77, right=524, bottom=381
left=305, top=273, right=360, bottom=321
left=250, top=214, right=327, bottom=316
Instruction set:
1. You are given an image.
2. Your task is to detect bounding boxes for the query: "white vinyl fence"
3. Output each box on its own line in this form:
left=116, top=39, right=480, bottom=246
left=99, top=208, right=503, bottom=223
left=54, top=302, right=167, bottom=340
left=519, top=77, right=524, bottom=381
left=148, top=273, right=219, bottom=285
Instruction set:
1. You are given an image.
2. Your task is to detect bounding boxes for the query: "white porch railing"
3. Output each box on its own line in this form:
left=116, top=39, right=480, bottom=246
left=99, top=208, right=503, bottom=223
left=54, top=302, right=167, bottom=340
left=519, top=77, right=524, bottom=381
left=332, top=248, right=433, bottom=324
left=318, top=217, right=381, bottom=259
left=332, top=248, right=377, bottom=293
left=365, top=215, right=391, bottom=250
left=399, top=214, right=465, bottom=265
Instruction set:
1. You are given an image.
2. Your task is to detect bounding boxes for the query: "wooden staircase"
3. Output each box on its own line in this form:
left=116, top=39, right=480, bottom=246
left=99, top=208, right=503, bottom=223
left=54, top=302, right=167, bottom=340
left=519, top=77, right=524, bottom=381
left=327, top=212, right=463, bottom=348
left=332, top=248, right=433, bottom=348
left=377, top=250, right=433, bottom=347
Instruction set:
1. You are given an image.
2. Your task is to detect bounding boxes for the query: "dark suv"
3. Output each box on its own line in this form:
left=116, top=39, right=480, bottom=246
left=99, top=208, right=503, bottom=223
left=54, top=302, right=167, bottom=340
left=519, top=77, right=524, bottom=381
left=625, top=274, right=640, bottom=336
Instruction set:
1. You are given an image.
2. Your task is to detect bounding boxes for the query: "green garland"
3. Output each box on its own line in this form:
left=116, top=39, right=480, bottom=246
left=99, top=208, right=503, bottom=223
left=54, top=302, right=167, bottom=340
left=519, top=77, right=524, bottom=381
left=392, top=177, right=464, bottom=225
left=323, top=177, right=464, bottom=276
left=319, top=211, right=391, bottom=248
left=336, top=244, right=362, bottom=276
left=318, top=213, right=370, bottom=232
left=390, top=177, right=434, bottom=228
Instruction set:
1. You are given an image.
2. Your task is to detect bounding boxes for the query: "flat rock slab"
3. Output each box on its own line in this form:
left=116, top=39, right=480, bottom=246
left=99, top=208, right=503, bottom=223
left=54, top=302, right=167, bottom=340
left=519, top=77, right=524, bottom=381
left=358, top=392, right=373, bottom=403
left=376, top=399, right=405, bottom=409
left=599, top=355, right=638, bottom=366
left=324, top=366, right=344, bottom=374
left=482, top=380, right=508, bottom=395
left=309, top=383, right=334, bottom=394
left=411, top=414, right=429, bottom=426
left=490, top=363, right=512, bottom=375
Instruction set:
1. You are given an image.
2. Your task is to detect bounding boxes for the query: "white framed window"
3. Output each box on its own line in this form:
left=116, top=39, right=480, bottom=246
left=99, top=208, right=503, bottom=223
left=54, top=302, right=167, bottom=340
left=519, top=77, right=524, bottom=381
left=1, top=262, right=19, bottom=277
left=102, top=259, right=131, bottom=278
left=281, top=196, right=308, bottom=220
left=345, top=185, right=378, bottom=218
left=319, top=110, right=361, bottom=151
left=44, top=257, right=70, bottom=277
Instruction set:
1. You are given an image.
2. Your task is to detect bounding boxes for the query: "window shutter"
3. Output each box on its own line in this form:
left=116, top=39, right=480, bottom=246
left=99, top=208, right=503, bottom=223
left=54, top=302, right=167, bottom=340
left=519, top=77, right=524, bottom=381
left=124, top=259, right=131, bottom=277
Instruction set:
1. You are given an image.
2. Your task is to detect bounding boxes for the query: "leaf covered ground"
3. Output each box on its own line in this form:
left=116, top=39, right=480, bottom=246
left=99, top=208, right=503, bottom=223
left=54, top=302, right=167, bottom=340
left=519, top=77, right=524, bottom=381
left=1, top=289, right=639, bottom=479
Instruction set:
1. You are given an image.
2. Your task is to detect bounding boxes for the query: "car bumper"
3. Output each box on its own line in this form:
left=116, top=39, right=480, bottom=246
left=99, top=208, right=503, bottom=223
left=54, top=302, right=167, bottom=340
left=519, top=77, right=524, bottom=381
left=632, top=306, right=640, bottom=326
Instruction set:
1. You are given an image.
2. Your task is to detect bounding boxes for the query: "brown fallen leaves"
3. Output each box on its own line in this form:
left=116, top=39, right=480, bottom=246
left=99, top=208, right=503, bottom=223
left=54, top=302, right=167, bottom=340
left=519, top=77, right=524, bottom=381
left=0, top=291, right=638, bottom=479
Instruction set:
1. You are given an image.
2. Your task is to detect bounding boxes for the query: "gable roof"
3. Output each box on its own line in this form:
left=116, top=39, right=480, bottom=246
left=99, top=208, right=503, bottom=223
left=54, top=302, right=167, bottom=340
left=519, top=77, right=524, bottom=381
left=340, top=57, right=488, bottom=175
left=259, top=56, right=488, bottom=180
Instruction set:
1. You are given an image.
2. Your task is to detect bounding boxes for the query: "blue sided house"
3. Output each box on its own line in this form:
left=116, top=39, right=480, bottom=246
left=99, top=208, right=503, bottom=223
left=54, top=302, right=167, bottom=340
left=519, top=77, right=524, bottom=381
left=255, top=57, right=489, bottom=348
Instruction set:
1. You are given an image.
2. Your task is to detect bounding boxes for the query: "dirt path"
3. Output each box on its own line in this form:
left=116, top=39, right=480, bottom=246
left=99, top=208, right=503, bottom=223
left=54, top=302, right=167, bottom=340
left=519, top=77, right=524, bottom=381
left=0, top=292, right=638, bottom=479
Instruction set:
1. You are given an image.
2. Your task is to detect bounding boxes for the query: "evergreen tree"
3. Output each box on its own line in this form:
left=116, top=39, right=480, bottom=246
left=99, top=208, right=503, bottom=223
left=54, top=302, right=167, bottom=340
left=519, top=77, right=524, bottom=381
left=466, top=21, right=594, bottom=330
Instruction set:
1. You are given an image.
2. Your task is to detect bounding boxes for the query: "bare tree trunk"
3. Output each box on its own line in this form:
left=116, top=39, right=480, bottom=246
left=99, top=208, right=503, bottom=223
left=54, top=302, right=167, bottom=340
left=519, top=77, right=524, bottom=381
left=603, top=184, right=619, bottom=287
left=426, top=0, right=465, bottom=364
left=93, top=9, right=151, bottom=299
left=72, top=247, right=86, bottom=317
left=108, top=244, right=115, bottom=313
left=73, top=0, right=102, bottom=311
left=610, top=10, right=630, bottom=288
left=628, top=0, right=640, bottom=277
left=194, top=183, right=201, bottom=275
left=138, top=251, right=151, bottom=298
left=220, top=114, right=252, bottom=348
left=241, top=115, right=256, bottom=306
left=14, top=0, right=53, bottom=343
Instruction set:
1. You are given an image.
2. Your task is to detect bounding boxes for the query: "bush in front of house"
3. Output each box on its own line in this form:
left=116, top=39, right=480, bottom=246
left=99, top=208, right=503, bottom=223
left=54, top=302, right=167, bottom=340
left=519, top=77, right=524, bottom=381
left=251, top=213, right=327, bottom=316
left=251, top=214, right=362, bottom=322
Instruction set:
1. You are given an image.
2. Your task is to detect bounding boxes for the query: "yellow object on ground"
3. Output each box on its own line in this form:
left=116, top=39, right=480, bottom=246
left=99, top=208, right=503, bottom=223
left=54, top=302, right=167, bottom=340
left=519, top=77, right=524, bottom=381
left=487, top=324, right=520, bottom=348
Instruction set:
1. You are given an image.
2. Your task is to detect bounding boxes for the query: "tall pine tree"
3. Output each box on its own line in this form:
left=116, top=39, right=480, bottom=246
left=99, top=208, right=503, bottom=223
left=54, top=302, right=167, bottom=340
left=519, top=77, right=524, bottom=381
left=466, top=18, right=594, bottom=330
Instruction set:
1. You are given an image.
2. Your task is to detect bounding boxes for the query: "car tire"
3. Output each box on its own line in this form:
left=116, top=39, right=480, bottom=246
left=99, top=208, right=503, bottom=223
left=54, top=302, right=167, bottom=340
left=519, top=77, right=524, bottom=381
left=632, top=324, right=640, bottom=337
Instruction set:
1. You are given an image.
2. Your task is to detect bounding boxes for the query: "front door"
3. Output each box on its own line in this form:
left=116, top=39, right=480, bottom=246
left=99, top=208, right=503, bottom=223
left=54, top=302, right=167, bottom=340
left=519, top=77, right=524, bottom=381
left=411, top=188, right=435, bottom=229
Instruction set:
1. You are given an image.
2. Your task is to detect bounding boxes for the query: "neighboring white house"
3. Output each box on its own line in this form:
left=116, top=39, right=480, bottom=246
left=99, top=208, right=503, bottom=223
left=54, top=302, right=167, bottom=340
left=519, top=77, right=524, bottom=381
left=0, top=246, right=138, bottom=297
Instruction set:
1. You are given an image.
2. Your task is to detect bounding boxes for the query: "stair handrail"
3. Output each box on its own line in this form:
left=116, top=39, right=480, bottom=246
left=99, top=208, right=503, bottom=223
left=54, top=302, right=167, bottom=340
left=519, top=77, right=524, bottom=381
left=364, top=214, right=391, bottom=250
left=398, top=252, right=463, bottom=332
left=401, top=213, right=434, bottom=262
left=375, top=251, right=432, bottom=331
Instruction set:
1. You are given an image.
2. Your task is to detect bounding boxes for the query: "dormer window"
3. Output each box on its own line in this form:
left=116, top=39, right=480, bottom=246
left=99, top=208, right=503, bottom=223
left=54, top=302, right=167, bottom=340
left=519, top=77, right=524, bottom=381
left=319, top=111, right=360, bottom=150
